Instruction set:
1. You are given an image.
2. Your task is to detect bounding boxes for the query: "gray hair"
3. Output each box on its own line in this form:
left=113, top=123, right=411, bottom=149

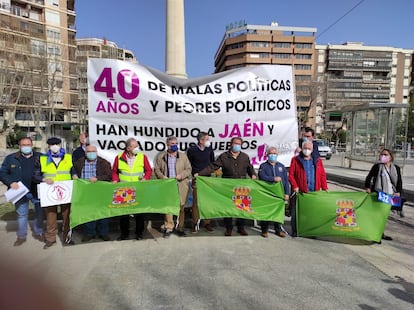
left=125, top=137, right=137, bottom=148
left=266, top=146, right=278, bottom=154
left=302, top=141, right=313, bottom=149
left=166, top=136, right=177, bottom=144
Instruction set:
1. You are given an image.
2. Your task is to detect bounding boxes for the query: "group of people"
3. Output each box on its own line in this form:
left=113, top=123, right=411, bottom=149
left=0, top=127, right=403, bottom=248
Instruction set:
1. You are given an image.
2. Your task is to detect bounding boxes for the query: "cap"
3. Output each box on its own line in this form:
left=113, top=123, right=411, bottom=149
left=46, top=137, right=61, bottom=145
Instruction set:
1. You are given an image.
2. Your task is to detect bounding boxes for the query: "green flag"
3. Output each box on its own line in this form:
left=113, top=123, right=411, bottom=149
left=196, top=176, right=285, bottom=222
left=297, top=191, right=391, bottom=242
left=70, top=179, right=180, bottom=229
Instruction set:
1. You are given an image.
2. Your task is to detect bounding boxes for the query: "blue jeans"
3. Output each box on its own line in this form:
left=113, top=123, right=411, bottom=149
left=84, top=219, right=109, bottom=237
left=15, top=192, right=44, bottom=239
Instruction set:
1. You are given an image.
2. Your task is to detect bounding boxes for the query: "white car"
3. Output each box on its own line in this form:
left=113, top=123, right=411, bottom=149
left=315, top=139, right=332, bottom=160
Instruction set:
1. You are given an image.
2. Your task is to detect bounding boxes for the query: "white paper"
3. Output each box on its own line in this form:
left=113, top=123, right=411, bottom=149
left=4, top=181, right=29, bottom=204
left=37, top=180, right=73, bottom=207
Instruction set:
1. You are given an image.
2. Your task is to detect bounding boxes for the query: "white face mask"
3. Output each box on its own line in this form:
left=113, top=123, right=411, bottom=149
left=132, top=147, right=140, bottom=155
left=302, top=149, right=312, bottom=156
left=204, top=140, right=211, bottom=148
left=50, top=145, right=60, bottom=153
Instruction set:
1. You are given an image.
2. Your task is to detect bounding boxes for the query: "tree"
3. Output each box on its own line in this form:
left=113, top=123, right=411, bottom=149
left=0, top=30, right=69, bottom=147
left=296, top=79, right=326, bottom=133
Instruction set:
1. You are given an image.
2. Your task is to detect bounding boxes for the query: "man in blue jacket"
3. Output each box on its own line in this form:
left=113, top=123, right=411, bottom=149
left=258, top=146, right=290, bottom=238
left=0, top=137, right=44, bottom=246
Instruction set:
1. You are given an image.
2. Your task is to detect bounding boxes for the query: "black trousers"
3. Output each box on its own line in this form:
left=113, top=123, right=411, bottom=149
left=224, top=218, right=245, bottom=229
left=119, top=214, right=145, bottom=236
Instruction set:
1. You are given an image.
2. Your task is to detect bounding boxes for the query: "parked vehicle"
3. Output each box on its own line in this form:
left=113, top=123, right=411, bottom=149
left=315, top=139, right=332, bottom=160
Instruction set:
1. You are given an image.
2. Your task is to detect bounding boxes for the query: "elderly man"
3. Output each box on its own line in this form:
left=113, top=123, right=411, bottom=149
left=289, top=141, right=328, bottom=237
left=296, top=127, right=320, bottom=160
left=34, top=137, right=76, bottom=249
left=0, top=137, right=44, bottom=246
left=154, top=136, right=192, bottom=238
left=73, top=144, right=112, bottom=242
left=112, top=137, right=152, bottom=240
left=258, top=146, right=290, bottom=238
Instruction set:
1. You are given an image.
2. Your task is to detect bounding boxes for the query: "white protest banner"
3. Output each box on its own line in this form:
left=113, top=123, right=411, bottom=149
left=88, top=59, right=298, bottom=167
left=37, top=181, right=73, bottom=207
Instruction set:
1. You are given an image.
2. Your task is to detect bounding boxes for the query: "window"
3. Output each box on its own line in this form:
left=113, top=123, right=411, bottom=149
left=250, top=53, right=269, bottom=58
left=295, top=54, right=312, bottom=60
left=272, top=53, right=290, bottom=59
left=228, top=42, right=244, bottom=50
left=273, top=42, right=291, bottom=48
left=45, top=11, right=60, bottom=25
left=295, top=75, right=311, bottom=81
left=295, top=43, right=312, bottom=49
left=48, top=62, right=62, bottom=72
left=31, top=40, right=46, bottom=55
left=47, top=29, right=61, bottom=40
left=250, top=42, right=269, bottom=48
left=294, top=64, right=311, bottom=70
left=47, top=45, right=61, bottom=56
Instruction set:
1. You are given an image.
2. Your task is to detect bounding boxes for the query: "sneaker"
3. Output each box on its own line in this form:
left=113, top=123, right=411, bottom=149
left=261, top=232, right=269, bottom=238
left=135, top=234, right=143, bottom=240
left=205, top=224, right=214, bottom=233
left=43, top=240, right=56, bottom=249
left=191, top=225, right=198, bottom=234
left=82, top=235, right=95, bottom=242
left=177, top=230, right=186, bottom=237
left=163, top=231, right=172, bottom=238
left=224, top=228, right=232, bottom=236
left=13, top=238, right=26, bottom=247
left=237, top=228, right=248, bottom=236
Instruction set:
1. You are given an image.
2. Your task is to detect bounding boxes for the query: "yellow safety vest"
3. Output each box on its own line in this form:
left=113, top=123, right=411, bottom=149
left=118, top=152, right=144, bottom=182
left=40, top=154, right=73, bottom=181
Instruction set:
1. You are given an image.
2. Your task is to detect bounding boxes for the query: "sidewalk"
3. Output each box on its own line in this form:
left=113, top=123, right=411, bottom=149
left=325, top=153, right=414, bottom=193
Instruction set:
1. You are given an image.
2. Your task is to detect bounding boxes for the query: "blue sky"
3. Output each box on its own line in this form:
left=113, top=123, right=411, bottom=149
left=75, top=0, right=413, bottom=78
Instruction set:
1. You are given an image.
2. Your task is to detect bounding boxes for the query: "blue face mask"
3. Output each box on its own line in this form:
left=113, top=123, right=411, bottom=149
left=268, top=154, right=278, bottom=163
left=86, top=152, right=97, bottom=161
left=20, top=146, right=32, bottom=155
left=170, top=144, right=179, bottom=152
left=232, top=144, right=241, bottom=152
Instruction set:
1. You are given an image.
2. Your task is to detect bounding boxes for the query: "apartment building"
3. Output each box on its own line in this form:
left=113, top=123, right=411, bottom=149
left=214, top=22, right=317, bottom=132
left=214, top=22, right=414, bottom=137
left=76, top=38, right=137, bottom=131
left=316, top=42, right=413, bottom=132
left=0, top=0, right=77, bottom=147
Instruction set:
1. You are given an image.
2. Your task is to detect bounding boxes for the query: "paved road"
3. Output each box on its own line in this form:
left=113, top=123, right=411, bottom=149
left=1, top=180, right=413, bottom=309
left=1, top=153, right=414, bottom=309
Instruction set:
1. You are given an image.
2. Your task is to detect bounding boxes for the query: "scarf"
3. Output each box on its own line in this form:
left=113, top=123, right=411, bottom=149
left=375, top=163, right=398, bottom=195
left=47, top=148, right=66, bottom=163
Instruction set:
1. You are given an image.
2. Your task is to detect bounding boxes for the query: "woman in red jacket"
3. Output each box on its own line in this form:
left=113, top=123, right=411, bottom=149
left=288, top=141, right=328, bottom=236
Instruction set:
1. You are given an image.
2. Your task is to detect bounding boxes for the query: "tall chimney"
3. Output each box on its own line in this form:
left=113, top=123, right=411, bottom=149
left=165, top=0, right=187, bottom=79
